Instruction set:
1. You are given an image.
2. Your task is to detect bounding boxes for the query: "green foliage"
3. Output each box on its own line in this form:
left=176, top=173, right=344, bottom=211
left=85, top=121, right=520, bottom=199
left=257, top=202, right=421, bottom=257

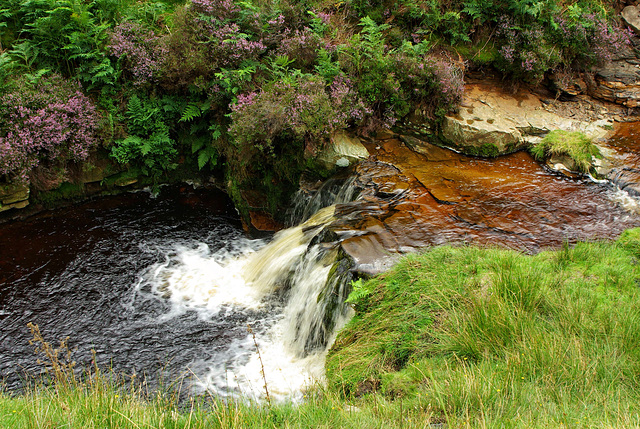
left=110, top=94, right=178, bottom=179
left=328, top=237, right=640, bottom=425
left=0, top=0, right=121, bottom=89
left=530, top=130, right=601, bottom=173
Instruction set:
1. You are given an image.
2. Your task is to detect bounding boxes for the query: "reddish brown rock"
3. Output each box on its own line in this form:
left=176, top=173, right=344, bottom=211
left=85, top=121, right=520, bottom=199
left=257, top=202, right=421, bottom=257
left=249, top=210, right=283, bottom=232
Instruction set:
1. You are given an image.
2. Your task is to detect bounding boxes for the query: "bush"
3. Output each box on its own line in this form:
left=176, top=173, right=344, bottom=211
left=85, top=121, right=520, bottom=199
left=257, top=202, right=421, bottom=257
left=228, top=74, right=369, bottom=172
left=0, top=75, right=100, bottom=183
left=108, top=21, right=167, bottom=86
left=338, top=18, right=463, bottom=125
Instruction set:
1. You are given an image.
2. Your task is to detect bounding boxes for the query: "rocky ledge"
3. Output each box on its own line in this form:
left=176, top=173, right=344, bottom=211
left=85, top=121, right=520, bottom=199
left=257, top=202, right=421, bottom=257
left=439, top=83, right=617, bottom=157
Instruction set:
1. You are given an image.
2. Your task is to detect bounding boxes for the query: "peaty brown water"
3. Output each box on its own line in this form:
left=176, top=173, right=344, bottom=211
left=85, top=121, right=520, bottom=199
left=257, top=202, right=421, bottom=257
left=327, top=135, right=640, bottom=272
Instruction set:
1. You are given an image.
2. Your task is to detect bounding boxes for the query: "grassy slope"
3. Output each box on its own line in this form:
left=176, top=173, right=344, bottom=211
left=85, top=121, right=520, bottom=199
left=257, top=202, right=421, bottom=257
left=328, top=229, right=640, bottom=427
left=4, top=230, right=640, bottom=428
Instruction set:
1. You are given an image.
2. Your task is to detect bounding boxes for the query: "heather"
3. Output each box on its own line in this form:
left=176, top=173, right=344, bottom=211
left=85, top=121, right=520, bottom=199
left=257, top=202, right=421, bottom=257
left=0, top=0, right=632, bottom=217
left=0, top=75, right=99, bottom=185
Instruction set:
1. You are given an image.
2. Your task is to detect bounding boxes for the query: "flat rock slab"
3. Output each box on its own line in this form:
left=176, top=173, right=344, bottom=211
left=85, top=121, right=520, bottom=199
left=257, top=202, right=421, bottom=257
left=441, top=84, right=613, bottom=156
left=622, top=6, right=640, bottom=36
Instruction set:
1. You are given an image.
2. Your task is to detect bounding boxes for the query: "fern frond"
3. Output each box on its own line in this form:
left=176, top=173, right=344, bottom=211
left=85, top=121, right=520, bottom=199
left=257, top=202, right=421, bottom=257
left=180, top=102, right=201, bottom=122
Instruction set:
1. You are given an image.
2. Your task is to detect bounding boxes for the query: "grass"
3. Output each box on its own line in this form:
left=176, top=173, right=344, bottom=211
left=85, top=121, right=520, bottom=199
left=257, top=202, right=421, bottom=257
left=327, top=229, right=640, bottom=427
left=5, top=231, right=640, bottom=427
left=530, top=130, right=601, bottom=173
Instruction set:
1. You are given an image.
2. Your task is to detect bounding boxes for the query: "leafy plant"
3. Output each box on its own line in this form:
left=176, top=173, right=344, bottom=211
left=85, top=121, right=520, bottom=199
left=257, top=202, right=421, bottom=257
left=110, top=94, right=178, bottom=179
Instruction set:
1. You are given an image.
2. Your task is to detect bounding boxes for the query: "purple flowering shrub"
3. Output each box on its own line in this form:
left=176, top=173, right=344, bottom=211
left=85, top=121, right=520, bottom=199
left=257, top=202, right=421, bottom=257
left=495, top=11, right=632, bottom=83
left=107, top=22, right=167, bottom=86
left=275, top=27, right=323, bottom=70
left=227, top=75, right=369, bottom=174
left=337, top=18, right=464, bottom=125
left=0, top=75, right=99, bottom=184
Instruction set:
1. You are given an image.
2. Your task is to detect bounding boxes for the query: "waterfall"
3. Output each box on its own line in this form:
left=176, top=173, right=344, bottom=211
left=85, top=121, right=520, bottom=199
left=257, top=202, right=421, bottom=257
left=140, top=178, right=360, bottom=401
left=287, top=176, right=359, bottom=225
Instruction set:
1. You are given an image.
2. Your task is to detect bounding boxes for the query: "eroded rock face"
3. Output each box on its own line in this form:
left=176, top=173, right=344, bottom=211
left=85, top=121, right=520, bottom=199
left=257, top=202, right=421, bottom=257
left=588, top=61, right=640, bottom=108
left=441, top=84, right=613, bottom=156
left=0, top=182, right=30, bottom=212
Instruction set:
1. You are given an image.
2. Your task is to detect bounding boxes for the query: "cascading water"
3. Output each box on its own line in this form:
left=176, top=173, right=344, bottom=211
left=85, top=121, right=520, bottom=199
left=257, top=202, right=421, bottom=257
left=139, top=187, right=359, bottom=401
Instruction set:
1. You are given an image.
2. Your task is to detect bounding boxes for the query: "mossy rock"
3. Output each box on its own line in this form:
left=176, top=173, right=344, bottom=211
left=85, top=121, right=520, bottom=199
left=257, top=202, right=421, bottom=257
left=530, top=130, right=601, bottom=173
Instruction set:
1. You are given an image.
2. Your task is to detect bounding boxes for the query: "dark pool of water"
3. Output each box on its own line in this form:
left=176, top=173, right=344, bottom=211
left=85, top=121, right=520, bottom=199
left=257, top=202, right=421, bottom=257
left=0, top=185, right=257, bottom=391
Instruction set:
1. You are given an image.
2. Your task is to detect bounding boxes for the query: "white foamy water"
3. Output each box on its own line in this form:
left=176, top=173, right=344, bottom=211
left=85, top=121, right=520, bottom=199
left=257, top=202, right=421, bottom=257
left=609, top=186, right=640, bottom=215
left=137, top=205, right=353, bottom=401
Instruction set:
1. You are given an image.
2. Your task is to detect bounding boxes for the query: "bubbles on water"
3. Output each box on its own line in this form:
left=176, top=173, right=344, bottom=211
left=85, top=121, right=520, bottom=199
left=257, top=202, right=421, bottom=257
left=132, top=209, right=349, bottom=402
left=609, top=186, right=640, bottom=215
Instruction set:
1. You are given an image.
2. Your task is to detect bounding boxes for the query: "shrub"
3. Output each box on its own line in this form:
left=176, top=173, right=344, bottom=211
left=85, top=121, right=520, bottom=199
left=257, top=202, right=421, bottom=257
left=228, top=74, right=368, bottom=167
left=0, top=75, right=99, bottom=183
left=108, top=22, right=167, bottom=86
left=338, top=18, right=463, bottom=125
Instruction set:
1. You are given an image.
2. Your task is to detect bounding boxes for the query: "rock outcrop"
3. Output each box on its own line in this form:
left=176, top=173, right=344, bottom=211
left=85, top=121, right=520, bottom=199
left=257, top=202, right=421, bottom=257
left=316, top=132, right=370, bottom=169
left=440, top=84, right=613, bottom=156
left=0, top=182, right=29, bottom=212
left=587, top=60, right=640, bottom=108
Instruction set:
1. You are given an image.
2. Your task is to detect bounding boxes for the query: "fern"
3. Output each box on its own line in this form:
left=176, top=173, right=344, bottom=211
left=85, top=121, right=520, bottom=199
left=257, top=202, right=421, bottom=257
left=197, top=146, right=217, bottom=170
left=180, top=102, right=201, bottom=122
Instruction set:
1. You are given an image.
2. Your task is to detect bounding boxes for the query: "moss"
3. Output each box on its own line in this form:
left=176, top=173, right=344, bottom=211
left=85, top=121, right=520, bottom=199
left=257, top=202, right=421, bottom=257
left=462, top=142, right=502, bottom=158
left=454, top=43, right=499, bottom=66
left=34, top=182, right=85, bottom=207
left=530, top=130, right=601, bottom=173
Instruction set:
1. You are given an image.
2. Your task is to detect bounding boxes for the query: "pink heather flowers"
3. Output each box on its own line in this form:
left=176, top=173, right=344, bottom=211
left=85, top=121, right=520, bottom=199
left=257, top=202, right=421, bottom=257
left=228, top=75, right=369, bottom=151
left=0, top=75, right=99, bottom=182
left=108, top=22, right=167, bottom=86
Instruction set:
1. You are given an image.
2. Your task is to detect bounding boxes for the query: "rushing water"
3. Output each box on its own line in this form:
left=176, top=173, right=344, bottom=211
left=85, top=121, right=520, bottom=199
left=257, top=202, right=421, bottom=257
left=1, top=131, right=640, bottom=401
left=0, top=185, right=352, bottom=401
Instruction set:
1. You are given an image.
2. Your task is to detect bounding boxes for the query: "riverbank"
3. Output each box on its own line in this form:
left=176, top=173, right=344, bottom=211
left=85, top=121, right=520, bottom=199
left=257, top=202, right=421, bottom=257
left=4, top=230, right=640, bottom=428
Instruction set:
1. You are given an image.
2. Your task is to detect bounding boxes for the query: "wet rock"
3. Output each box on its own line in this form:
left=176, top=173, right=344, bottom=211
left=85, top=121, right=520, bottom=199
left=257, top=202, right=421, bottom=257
left=249, top=210, right=283, bottom=232
left=597, top=122, right=640, bottom=196
left=441, top=84, right=611, bottom=157
left=326, top=136, right=639, bottom=267
left=0, top=182, right=30, bottom=212
left=77, top=158, right=121, bottom=184
left=317, top=132, right=370, bottom=169
left=588, top=61, right=640, bottom=108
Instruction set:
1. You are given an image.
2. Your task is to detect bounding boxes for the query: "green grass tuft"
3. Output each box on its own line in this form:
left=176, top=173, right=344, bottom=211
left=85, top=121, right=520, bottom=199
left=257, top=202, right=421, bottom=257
left=530, top=130, right=601, bottom=173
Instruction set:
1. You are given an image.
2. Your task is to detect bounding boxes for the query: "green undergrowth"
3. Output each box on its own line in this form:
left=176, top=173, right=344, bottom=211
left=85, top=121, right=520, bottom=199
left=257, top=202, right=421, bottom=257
left=327, top=229, right=640, bottom=427
left=530, top=130, right=601, bottom=173
left=5, top=232, right=640, bottom=428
